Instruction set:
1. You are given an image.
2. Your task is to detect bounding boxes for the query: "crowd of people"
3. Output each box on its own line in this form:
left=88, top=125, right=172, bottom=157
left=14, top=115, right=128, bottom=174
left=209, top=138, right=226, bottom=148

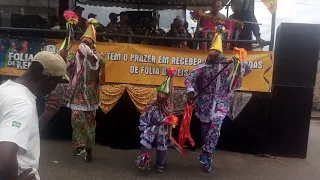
left=45, top=0, right=264, bottom=51
left=47, top=6, right=192, bottom=48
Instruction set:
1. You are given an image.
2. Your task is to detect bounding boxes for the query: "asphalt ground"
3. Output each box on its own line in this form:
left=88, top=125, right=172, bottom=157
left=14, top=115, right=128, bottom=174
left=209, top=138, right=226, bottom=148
left=38, top=121, right=320, bottom=180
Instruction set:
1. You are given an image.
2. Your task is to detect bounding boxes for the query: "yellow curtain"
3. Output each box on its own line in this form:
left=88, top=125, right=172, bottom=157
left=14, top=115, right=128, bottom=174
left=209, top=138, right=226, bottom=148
left=100, top=84, right=127, bottom=113
left=261, top=0, right=278, bottom=13
left=126, top=85, right=157, bottom=112
left=100, top=84, right=157, bottom=114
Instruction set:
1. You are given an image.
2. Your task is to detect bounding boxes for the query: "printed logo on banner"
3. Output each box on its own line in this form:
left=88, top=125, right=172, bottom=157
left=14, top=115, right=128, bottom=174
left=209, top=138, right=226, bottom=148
left=0, top=37, right=58, bottom=70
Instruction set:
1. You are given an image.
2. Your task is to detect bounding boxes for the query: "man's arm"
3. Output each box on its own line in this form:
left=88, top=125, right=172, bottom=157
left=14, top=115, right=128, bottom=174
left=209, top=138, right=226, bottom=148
left=248, top=12, right=261, bottom=39
left=39, top=112, right=53, bottom=132
left=39, top=96, right=60, bottom=131
left=0, top=142, right=19, bottom=179
left=185, top=67, right=203, bottom=103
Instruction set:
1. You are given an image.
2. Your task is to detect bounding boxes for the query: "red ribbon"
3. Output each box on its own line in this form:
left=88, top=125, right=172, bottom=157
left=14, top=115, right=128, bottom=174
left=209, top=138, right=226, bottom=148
left=178, top=103, right=195, bottom=156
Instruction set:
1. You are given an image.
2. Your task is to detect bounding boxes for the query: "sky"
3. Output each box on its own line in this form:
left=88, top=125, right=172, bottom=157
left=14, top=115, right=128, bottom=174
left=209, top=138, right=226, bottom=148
left=80, top=0, right=320, bottom=44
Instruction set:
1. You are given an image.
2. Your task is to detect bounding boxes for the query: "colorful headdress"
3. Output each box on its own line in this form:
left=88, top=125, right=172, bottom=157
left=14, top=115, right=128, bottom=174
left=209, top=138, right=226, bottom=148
left=209, top=25, right=226, bottom=53
left=60, top=10, right=79, bottom=51
left=157, top=68, right=177, bottom=96
left=81, top=18, right=99, bottom=44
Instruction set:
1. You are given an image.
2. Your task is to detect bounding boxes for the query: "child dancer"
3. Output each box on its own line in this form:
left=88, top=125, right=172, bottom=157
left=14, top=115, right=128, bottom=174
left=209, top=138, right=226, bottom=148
left=135, top=68, right=176, bottom=172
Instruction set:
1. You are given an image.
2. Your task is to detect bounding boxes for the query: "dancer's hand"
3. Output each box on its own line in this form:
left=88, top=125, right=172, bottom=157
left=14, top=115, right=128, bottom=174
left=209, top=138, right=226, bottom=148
left=44, top=96, right=60, bottom=118
left=95, top=52, right=104, bottom=61
left=59, top=49, right=68, bottom=62
left=18, top=168, right=36, bottom=180
left=187, top=92, right=194, bottom=104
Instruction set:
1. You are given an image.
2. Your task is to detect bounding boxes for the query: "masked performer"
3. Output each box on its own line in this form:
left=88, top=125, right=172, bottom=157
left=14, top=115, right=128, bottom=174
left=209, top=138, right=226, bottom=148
left=135, top=69, right=177, bottom=173
left=185, top=26, right=252, bottom=172
left=67, top=18, right=103, bottom=162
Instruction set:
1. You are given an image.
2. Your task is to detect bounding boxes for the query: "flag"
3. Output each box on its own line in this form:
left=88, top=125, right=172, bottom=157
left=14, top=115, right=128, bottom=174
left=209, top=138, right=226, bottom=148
left=261, top=0, right=278, bottom=13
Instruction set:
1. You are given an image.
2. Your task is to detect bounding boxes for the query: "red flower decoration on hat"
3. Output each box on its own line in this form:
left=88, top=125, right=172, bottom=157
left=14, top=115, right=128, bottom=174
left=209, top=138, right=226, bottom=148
left=63, top=10, right=79, bottom=25
left=166, top=68, right=177, bottom=76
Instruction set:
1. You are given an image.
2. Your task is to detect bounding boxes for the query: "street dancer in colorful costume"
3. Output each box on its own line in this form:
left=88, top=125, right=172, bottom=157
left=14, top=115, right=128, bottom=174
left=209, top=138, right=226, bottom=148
left=136, top=68, right=179, bottom=172
left=67, top=17, right=104, bottom=162
left=185, top=25, right=252, bottom=172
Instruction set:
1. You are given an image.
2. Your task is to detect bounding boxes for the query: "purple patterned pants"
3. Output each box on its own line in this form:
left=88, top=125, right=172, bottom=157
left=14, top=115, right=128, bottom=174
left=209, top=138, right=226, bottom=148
left=141, top=145, right=166, bottom=168
left=201, top=121, right=223, bottom=154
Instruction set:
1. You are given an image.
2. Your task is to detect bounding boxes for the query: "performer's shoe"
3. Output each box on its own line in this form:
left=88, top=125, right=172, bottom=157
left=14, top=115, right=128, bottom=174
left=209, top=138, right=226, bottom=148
left=84, top=149, right=93, bottom=163
left=203, top=163, right=212, bottom=172
left=199, top=152, right=212, bottom=164
left=135, top=153, right=151, bottom=171
left=73, top=147, right=85, bottom=156
left=199, top=152, right=212, bottom=172
left=156, top=166, right=165, bottom=173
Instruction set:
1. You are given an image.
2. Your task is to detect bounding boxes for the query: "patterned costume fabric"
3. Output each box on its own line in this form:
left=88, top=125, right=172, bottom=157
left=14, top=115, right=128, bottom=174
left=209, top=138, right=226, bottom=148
left=71, top=110, right=96, bottom=148
left=67, top=43, right=101, bottom=149
left=137, top=89, right=174, bottom=169
left=185, top=54, right=251, bottom=154
left=139, top=99, right=173, bottom=151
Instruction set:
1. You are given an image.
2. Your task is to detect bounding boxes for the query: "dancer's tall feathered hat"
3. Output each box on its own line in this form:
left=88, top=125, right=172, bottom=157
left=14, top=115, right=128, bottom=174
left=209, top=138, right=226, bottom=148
left=209, top=25, right=226, bottom=53
left=60, top=10, right=79, bottom=51
left=81, top=18, right=99, bottom=44
left=157, top=68, right=177, bottom=97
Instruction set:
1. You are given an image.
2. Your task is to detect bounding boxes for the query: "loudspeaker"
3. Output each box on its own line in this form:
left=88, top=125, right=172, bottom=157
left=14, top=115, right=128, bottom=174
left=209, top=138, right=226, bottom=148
left=269, top=85, right=313, bottom=158
left=273, top=23, right=320, bottom=86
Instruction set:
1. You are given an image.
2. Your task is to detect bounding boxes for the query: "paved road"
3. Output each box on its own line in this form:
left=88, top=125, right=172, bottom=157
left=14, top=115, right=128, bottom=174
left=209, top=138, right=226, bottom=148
left=39, top=121, right=320, bottom=180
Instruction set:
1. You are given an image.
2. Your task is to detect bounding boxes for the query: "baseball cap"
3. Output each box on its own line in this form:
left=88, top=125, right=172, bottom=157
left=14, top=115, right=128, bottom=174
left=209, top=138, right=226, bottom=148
left=88, top=13, right=97, bottom=19
left=32, top=51, right=67, bottom=78
left=120, top=11, right=128, bottom=16
left=75, top=6, right=85, bottom=11
left=109, top=13, right=119, bottom=18
left=174, top=16, right=184, bottom=22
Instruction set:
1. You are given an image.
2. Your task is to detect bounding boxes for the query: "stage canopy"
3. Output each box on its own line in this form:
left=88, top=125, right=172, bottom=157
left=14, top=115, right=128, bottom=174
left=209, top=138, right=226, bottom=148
left=77, top=0, right=230, bottom=10
left=78, top=0, right=276, bottom=13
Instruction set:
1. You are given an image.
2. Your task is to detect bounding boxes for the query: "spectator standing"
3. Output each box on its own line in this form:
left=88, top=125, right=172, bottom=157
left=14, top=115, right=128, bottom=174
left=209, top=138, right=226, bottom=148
left=229, top=0, right=264, bottom=50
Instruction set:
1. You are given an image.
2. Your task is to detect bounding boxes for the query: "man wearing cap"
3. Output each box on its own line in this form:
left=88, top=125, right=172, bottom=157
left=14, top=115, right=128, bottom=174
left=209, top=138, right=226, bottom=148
left=116, top=11, right=133, bottom=43
left=185, top=27, right=251, bottom=172
left=0, top=51, right=67, bottom=179
left=75, top=6, right=87, bottom=31
left=88, top=13, right=104, bottom=33
left=166, top=16, right=187, bottom=48
left=105, top=13, right=119, bottom=42
left=67, top=16, right=104, bottom=163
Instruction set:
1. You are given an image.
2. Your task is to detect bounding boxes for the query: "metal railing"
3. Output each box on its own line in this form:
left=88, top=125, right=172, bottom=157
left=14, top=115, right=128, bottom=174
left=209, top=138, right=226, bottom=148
left=0, top=27, right=270, bottom=48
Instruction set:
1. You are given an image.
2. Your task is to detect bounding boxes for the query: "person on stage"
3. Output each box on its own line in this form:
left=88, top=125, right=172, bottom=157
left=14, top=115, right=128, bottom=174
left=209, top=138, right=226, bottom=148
left=229, top=0, right=264, bottom=50
left=135, top=68, right=176, bottom=173
left=192, top=0, right=227, bottom=50
left=185, top=26, right=252, bottom=172
left=67, top=17, right=104, bottom=163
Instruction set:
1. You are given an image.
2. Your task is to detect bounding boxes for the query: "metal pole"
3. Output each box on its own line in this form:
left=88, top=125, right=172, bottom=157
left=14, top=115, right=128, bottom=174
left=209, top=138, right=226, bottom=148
left=269, top=12, right=276, bottom=51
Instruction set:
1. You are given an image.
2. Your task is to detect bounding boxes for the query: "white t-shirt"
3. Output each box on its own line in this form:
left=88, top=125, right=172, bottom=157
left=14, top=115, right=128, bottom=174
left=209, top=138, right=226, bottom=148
left=0, top=80, right=40, bottom=180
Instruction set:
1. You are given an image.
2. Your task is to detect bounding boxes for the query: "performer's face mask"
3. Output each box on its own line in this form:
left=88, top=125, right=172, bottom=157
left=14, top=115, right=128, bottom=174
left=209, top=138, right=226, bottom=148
left=157, top=92, right=168, bottom=104
left=207, top=50, right=220, bottom=64
left=82, top=38, right=94, bottom=48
